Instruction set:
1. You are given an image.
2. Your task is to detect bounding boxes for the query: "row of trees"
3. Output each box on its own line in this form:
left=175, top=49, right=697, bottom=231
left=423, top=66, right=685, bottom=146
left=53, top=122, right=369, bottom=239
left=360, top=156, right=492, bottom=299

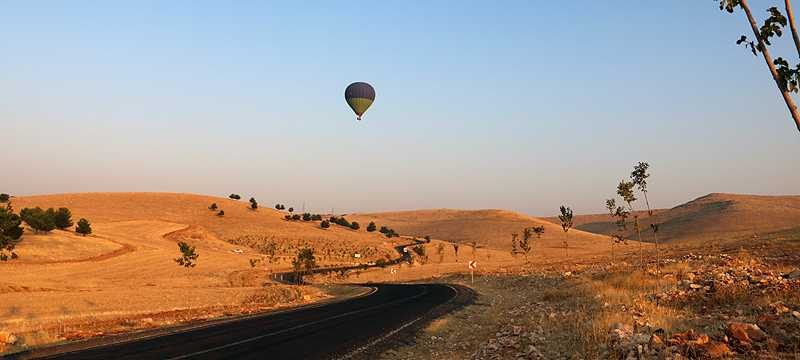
left=0, top=200, right=92, bottom=261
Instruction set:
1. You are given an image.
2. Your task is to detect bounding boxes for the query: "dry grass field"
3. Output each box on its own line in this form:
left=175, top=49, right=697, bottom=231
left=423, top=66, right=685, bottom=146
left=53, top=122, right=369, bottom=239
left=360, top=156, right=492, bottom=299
left=0, top=192, right=399, bottom=353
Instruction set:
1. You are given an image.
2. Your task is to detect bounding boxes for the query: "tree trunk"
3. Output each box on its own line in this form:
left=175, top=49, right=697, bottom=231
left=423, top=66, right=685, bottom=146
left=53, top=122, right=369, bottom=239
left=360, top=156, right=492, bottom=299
left=742, top=0, right=800, bottom=133
left=786, top=0, right=800, bottom=58
left=643, top=191, right=652, bottom=216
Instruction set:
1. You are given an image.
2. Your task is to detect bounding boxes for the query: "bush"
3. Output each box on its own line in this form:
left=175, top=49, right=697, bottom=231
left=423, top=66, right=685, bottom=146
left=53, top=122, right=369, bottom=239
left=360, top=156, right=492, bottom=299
left=335, top=217, right=351, bottom=228
left=217, top=210, right=225, bottom=216
left=75, top=218, right=92, bottom=236
left=350, top=221, right=360, bottom=230
left=249, top=197, right=258, bottom=210
left=288, top=207, right=294, bottom=213
left=229, top=194, right=241, bottom=200
left=21, top=207, right=56, bottom=233
left=209, top=203, right=218, bottom=211
left=54, top=207, right=73, bottom=229
left=0, top=207, right=23, bottom=261
left=291, top=214, right=301, bottom=221
left=0, top=194, right=9, bottom=203
left=367, top=222, right=377, bottom=232
left=275, top=204, right=283, bottom=210
left=174, top=241, right=199, bottom=268
left=284, top=214, right=292, bottom=221
left=320, top=220, right=330, bottom=229
left=311, top=214, right=322, bottom=221
left=302, top=213, right=312, bottom=221
left=379, top=226, right=389, bottom=234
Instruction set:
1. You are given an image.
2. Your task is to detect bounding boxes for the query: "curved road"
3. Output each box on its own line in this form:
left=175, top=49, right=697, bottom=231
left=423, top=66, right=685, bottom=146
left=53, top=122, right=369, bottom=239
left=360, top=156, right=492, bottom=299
left=13, top=283, right=469, bottom=360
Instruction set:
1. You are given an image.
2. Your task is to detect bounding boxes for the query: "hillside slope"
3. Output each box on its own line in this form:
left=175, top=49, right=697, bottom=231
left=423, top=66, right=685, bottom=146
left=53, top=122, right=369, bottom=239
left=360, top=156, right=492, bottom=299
left=349, top=209, right=625, bottom=258
left=545, top=193, right=800, bottom=243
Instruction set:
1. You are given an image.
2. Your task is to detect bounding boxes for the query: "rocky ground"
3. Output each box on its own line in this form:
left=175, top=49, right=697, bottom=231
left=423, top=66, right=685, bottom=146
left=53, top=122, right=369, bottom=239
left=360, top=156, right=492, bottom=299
left=381, top=246, right=800, bottom=359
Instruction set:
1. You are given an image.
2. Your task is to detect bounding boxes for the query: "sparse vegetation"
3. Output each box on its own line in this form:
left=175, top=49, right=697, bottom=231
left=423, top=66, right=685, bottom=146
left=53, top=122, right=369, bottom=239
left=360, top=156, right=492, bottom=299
left=209, top=203, right=218, bottom=211
left=320, top=220, right=330, bottom=229
left=617, top=180, right=644, bottom=266
left=605, top=199, right=627, bottom=262
left=174, top=241, right=198, bottom=268
left=511, top=233, right=519, bottom=256
left=229, top=194, right=241, bottom=200
left=519, top=227, right=533, bottom=263
left=75, top=218, right=92, bottom=236
left=249, top=197, right=258, bottom=210
left=367, top=221, right=376, bottom=232
left=217, top=210, right=225, bottom=217
left=0, top=193, right=10, bottom=203
left=350, top=221, right=360, bottom=230
left=558, top=205, right=574, bottom=258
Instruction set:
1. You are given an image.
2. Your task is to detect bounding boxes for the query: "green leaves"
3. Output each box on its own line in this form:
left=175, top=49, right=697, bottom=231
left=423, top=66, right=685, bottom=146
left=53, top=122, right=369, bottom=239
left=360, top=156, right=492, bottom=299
left=718, top=0, right=742, bottom=13
left=616, top=180, right=637, bottom=205
left=774, top=57, right=800, bottom=92
left=174, top=241, right=199, bottom=268
left=760, top=7, right=787, bottom=45
left=558, top=206, right=574, bottom=233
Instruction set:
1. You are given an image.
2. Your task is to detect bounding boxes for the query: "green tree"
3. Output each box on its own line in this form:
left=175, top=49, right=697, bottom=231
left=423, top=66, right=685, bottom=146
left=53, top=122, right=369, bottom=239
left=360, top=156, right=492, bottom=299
left=75, top=218, right=92, bottom=236
left=209, top=203, right=218, bottom=211
left=716, top=0, right=800, bottom=132
left=367, top=221, right=377, bottom=232
left=302, top=213, right=312, bottom=221
left=292, top=248, right=317, bottom=283
left=0, top=194, right=9, bottom=203
left=174, top=241, right=199, bottom=268
left=53, top=207, right=73, bottom=230
left=320, top=220, right=331, bottom=229
left=379, top=226, right=389, bottom=234
left=558, top=206, right=574, bottom=258
left=288, top=207, right=294, bottom=213
left=350, top=221, right=360, bottom=230
left=249, top=197, right=258, bottom=210
left=229, top=194, right=241, bottom=200
left=217, top=210, right=225, bottom=217
left=22, top=207, right=56, bottom=233
left=0, top=206, right=23, bottom=261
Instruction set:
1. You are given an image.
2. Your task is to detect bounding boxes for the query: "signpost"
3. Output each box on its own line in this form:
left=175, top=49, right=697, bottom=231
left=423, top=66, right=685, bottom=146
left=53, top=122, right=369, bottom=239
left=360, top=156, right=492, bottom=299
left=468, top=260, right=477, bottom=284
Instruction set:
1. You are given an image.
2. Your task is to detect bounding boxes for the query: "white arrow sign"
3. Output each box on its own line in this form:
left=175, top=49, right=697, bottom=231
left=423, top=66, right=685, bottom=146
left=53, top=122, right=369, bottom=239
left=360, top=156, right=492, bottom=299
left=390, top=268, right=397, bottom=274
left=468, top=260, right=477, bottom=270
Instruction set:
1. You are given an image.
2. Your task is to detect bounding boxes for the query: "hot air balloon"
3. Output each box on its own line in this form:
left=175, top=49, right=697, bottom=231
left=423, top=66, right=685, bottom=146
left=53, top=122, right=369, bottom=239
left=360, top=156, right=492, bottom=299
left=344, top=82, right=375, bottom=121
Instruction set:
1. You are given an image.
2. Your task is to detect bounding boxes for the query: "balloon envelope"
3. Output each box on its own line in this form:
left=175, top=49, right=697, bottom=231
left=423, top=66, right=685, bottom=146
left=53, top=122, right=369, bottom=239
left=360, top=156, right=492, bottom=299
left=345, top=82, right=375, bottom=120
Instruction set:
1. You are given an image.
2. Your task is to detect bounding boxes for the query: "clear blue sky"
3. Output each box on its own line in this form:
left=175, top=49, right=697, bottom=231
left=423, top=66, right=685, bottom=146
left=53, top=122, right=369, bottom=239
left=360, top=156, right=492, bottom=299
left=2, top=1, right=798, bottom=216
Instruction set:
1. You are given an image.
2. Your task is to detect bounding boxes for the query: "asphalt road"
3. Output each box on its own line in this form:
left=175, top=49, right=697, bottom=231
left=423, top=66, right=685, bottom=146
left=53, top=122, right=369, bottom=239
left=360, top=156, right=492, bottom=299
left=13, top=283, right=463, bottom=360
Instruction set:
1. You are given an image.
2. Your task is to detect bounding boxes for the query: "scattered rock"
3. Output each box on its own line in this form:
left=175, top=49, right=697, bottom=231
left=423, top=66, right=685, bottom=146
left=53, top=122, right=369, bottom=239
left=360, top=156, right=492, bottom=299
left=727, top=322, right=766, bottom=343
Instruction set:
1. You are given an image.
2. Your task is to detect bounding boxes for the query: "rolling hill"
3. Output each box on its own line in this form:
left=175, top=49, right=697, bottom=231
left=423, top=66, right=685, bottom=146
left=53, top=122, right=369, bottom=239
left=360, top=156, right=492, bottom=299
left=545, top=193, right=800, bottom=243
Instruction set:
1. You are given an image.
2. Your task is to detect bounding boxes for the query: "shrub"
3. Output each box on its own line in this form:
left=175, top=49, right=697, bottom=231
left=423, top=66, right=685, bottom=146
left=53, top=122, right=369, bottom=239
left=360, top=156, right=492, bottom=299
left=284, top=214, right=292, bottom=221
left=75, top=218, right=92, bottom=236
left=21, top=207, right=56, bottom=233
left=302, top=213, right=312, bottom=221
left=379, top=226, right=389, bottom=234
left=424, top=235, right=431, bottom=243
left=291, top=214, right=301, bottom=221
left=217, top=210, right=225, bottom=217
left=350, top=221, right=360, bottom=230
left=174, top=241, right=199, bottom=268
left=321, top=220, right=330, bottom=229
left=0, top=207, right=22, bottom=261
left=311, top=214, right=322, bottom=221
left=54, top=207, right=73, bottom=229
left=0, top=194, right=9, bottom=203
left=367, top=222, right=376, bottom=232
left=249, top=197, right=258, bottom=210
left=229, top=194, right=241, bottom=200
left=288, top=207, right=294, bottom=213
left=209, top=203, right=218, bottom=211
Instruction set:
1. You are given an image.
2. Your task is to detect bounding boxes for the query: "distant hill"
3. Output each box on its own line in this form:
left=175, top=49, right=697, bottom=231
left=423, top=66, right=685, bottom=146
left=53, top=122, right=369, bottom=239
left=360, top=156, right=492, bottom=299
left=348, top=209, right=620, bottom=258
left=545, top=193, right=800, bottom=243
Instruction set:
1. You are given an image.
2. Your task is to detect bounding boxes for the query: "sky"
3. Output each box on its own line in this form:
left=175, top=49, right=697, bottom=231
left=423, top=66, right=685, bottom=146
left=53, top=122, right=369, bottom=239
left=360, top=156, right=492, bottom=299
left=2, top=1, right=798, bottom=216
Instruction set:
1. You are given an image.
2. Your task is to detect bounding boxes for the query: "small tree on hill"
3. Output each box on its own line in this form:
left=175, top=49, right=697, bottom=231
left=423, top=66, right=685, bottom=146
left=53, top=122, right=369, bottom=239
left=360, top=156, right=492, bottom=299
left=617, top=180, right=644, bottom=266
left=291, top=214, right=301, bottom=221
left=284, top=214, right=292, bottom=221
left=558, top=206, right=574, bottom=259
left=379, top=226, right=389, bottom=234
left=288, top=207, right=294, bottom=214
left=452, top=243, right=460, bottom=262
left=424, top=235, right=431, bottom=243
left=22, top=207, right=56, bottom=233
left=533, top=225, right=545, bottom=241
left=520, top=228, right=533, bottom=263
left=311, top=214, right=322, bottom=221
left=54, top=207, right=73, bottom=230
left=302, top=213, right=312, bottom=221
left=320, top=220, right=330, bottom=229
left=350, top=221, right=360, bottom=230
left=174, top=241, right=199, bottom=268
left=511, top=233, right=519, bottom=256
left=0, top=206, right=22, bottom=261
left=367, top=222, right=376, bottom=232
left=229, top=194, right=241, bottom=200
left=292, top=248, right=317, bottom=284
left=0, top=194, right=9, bottom=203
left=209, top=203, right=218, bottom=211
left=249, top=197, right=258, bottom=210
left=75, top=218, right=92, bottom=236
left=217, top=210, right=225, bottom=217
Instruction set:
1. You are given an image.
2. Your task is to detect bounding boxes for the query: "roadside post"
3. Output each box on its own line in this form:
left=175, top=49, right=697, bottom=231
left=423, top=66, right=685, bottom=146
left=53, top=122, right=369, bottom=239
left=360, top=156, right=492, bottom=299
left=468, top=260, right=477, bottom=284
left=390, top=267, right=397, bottom=282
